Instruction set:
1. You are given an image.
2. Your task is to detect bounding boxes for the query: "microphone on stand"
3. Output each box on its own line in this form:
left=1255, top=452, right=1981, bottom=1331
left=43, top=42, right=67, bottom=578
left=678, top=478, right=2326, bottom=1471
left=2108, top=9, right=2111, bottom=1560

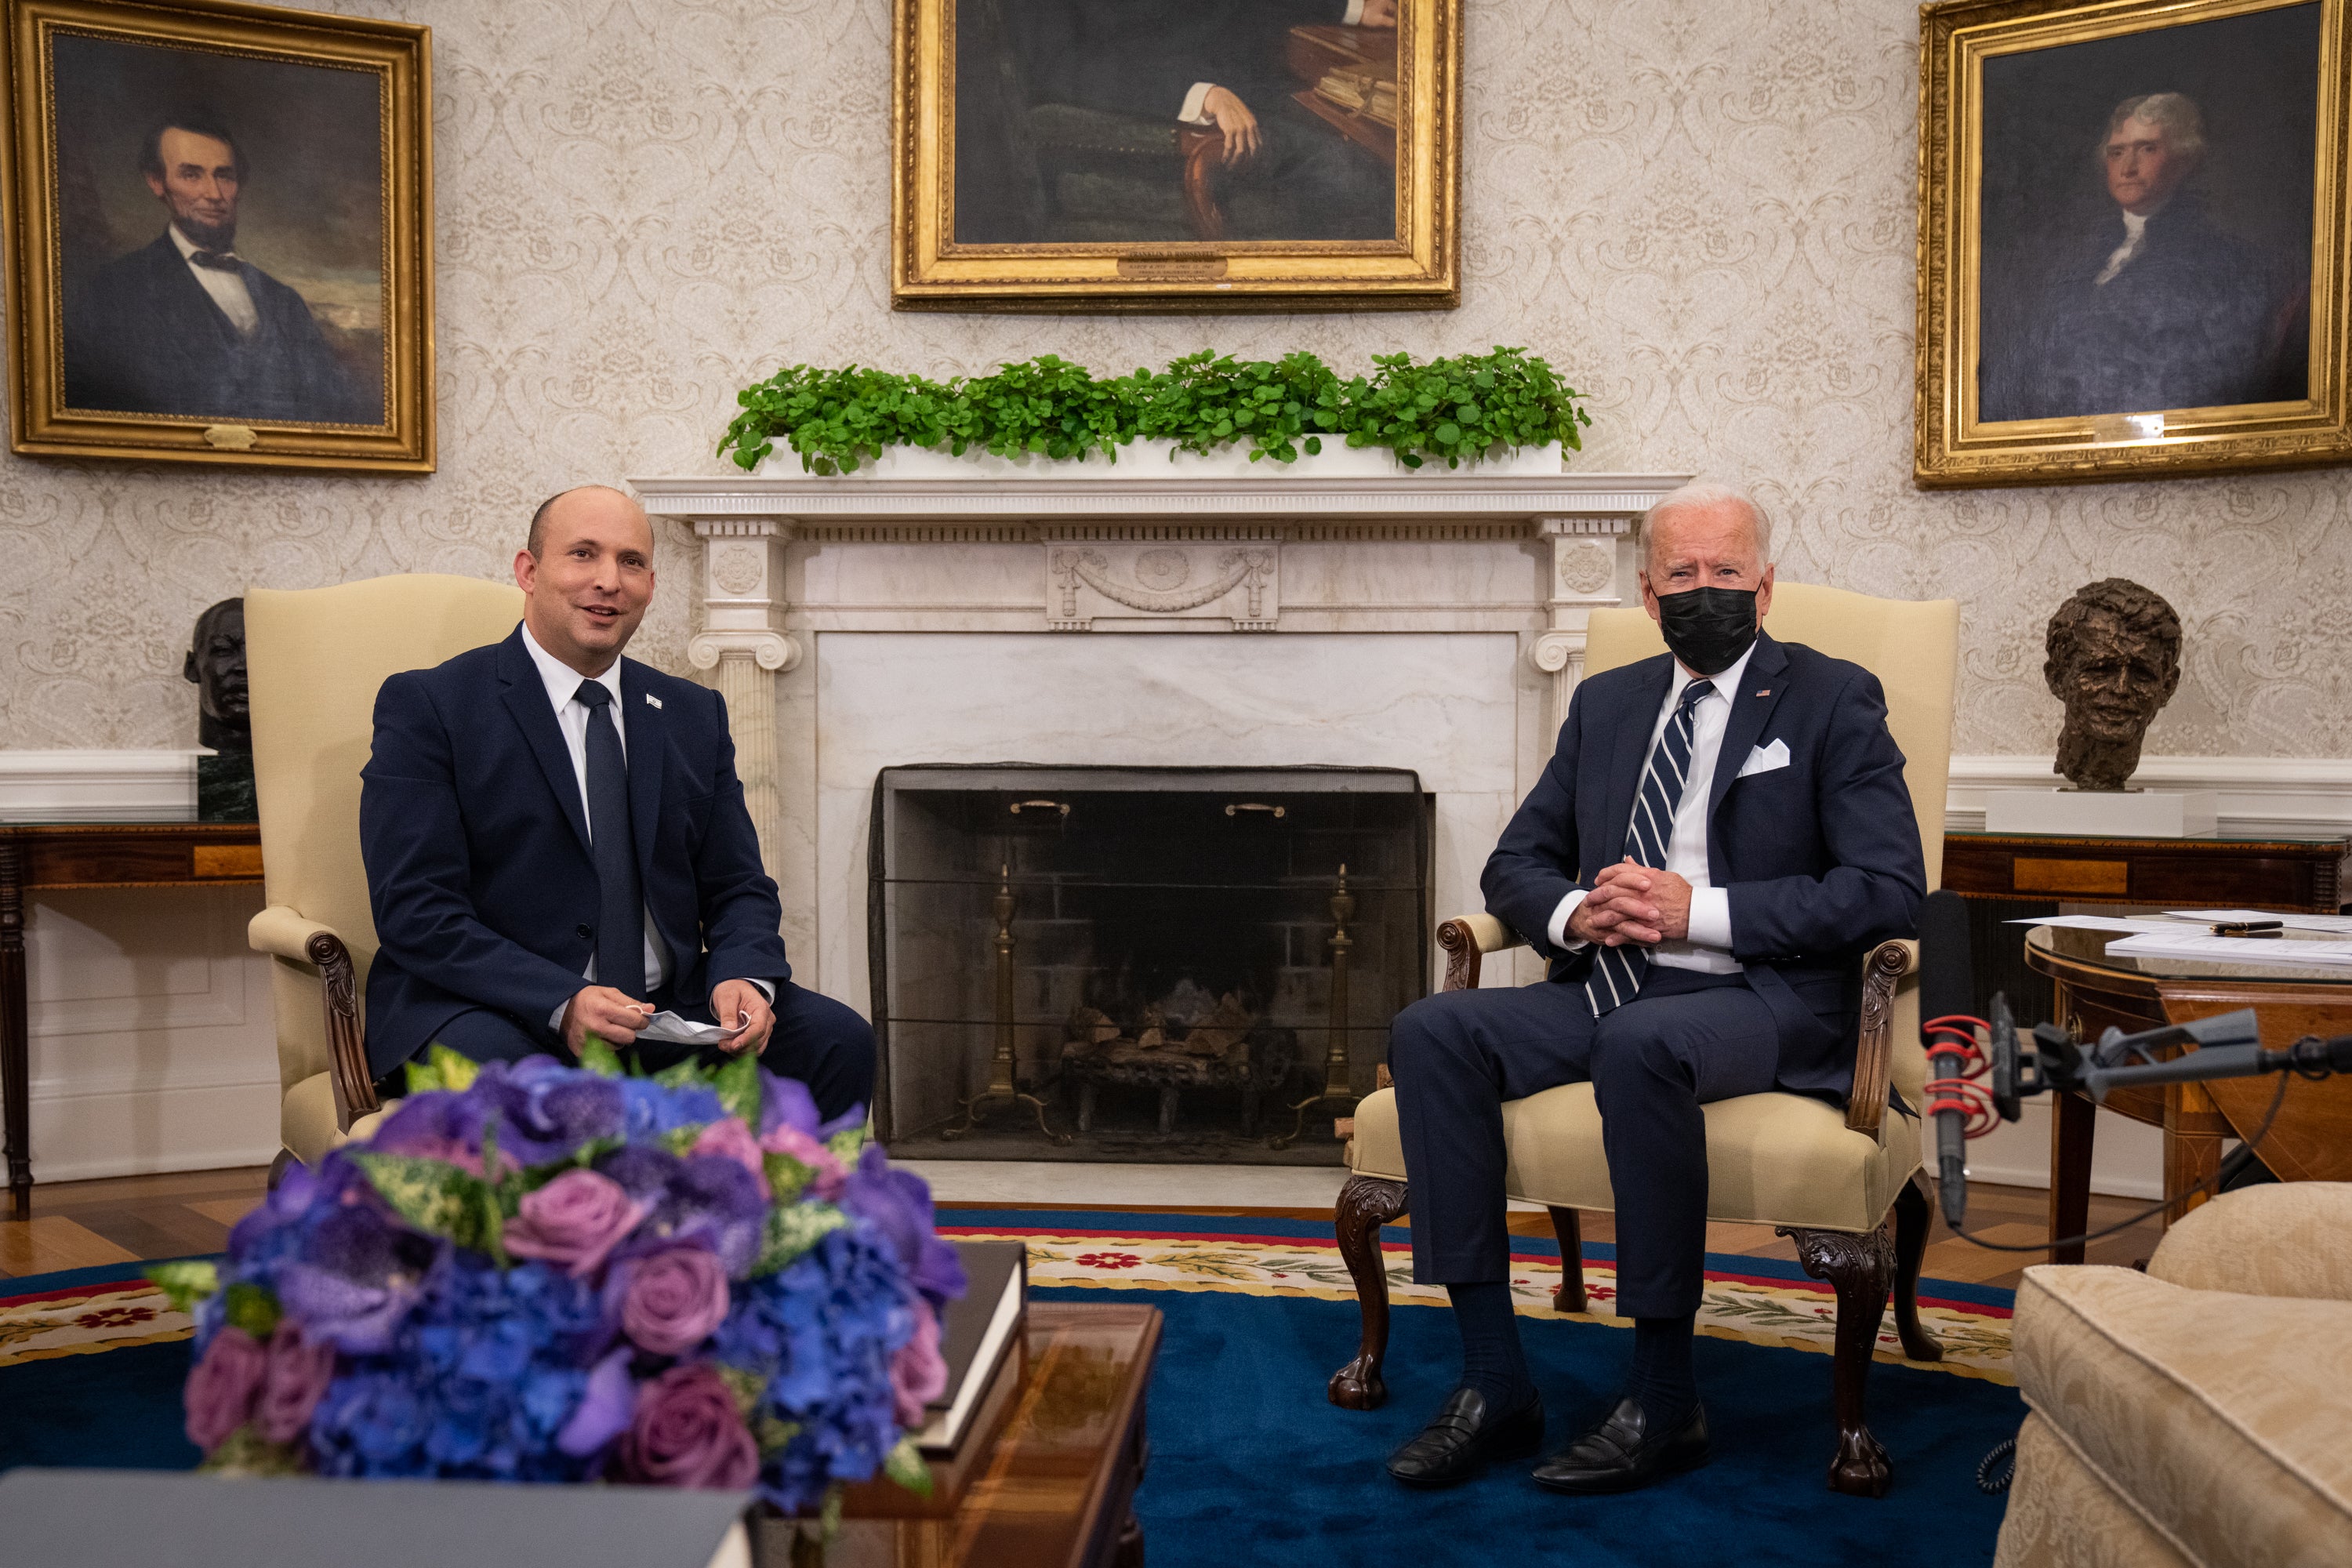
left=1917, top=890, right=1978, bottom=1229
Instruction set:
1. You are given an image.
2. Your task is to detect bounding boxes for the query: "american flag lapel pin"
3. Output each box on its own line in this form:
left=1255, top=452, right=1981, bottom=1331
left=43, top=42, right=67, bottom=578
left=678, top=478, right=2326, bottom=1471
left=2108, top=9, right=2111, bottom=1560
left=1755, top=688, right=1770, bottom=697
left=645, top=693, right=663, bottom=709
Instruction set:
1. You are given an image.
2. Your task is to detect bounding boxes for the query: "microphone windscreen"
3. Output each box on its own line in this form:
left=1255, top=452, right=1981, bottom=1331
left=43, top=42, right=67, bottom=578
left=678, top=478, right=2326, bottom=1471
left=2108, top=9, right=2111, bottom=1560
left=1918, top=888, right=1976, bottom=1044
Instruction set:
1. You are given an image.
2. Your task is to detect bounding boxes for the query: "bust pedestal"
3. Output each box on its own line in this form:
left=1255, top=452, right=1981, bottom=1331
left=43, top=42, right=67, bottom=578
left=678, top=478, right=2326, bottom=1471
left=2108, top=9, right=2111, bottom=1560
left=1984, top=788, right=2218, bottom=838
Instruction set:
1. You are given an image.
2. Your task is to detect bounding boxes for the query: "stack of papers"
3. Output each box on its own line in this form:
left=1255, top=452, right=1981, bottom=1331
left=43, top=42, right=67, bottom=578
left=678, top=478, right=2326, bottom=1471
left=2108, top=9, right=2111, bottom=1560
left=2103, top=931, right=2352, bottom=967
left=2004, top=915, right=2183, bottom=934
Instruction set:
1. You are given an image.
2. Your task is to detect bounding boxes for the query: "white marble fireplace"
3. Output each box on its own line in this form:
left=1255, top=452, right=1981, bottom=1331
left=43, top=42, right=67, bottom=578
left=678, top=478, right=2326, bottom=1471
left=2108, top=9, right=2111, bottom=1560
left=632, top=465, right=1690, bottom=1025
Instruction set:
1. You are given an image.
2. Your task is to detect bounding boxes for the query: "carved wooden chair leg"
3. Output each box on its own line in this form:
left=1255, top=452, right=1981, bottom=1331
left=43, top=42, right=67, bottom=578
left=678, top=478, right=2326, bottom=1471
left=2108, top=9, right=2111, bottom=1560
left=1547, top=1207, right=1587, bottom=1312
left=1780, top=1222, right=1896, bottom=1497
left=1329, top=1173, right=1408, bottom=1410
left=1890, top=1174, right=1944, bottom=1363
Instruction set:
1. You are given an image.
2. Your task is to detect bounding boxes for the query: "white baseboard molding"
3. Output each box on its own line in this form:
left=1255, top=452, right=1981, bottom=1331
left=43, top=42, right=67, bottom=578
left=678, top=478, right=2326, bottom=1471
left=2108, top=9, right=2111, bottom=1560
left=0, top=749, right=202, bottom=822
left=1918, top=1098, right=2165, bottom=1201
left=1947, top=754, right=2352, bottom=840
left=27, top=1077, right=279, bottom=1183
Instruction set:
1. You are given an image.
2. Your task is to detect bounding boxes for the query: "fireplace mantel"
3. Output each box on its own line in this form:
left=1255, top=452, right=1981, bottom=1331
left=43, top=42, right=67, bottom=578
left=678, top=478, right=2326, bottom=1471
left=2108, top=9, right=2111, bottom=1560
left=633, top=470, right=1686, bottom=531
left=626, top=466, right=1689, bottom=996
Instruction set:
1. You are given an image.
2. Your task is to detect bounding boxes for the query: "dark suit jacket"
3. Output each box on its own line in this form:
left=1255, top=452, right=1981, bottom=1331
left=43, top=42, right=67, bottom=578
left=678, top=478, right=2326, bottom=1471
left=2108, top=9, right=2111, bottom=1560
left=1981, top=196, right=2301, bottom=422
left=358, top=627, right=791, bottom=1077
left=62, top=231, right=372, bottom=424
left=1481, top=631, right=1926, bottom=1102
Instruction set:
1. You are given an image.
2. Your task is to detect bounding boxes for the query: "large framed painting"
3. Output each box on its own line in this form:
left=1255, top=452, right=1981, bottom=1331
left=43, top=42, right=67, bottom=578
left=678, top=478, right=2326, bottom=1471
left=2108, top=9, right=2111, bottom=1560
left=891, top=0, right=1461, bottom=312
left=1917, top=0, right=2350, bottom=486
left=2, top=0, right=431, bottom=470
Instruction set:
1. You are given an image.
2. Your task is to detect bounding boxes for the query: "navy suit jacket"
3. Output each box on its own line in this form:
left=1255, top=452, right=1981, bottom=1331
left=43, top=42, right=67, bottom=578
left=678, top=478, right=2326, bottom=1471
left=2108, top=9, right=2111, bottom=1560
left=1481, top=631, right=1926, bottom=1102
left=358, top=627, right=791, bottom=1078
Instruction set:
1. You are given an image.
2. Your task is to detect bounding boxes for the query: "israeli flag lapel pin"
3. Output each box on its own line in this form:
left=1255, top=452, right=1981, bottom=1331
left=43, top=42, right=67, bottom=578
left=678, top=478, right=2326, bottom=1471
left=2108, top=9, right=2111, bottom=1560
left=644, top=693, right=663, bottom=710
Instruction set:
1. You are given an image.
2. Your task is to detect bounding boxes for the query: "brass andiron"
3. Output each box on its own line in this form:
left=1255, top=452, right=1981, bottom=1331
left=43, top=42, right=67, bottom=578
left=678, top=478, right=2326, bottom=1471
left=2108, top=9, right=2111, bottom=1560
left=1273, top=865, right=1358, bottom=1149
left=942, top=863, right=1069, bottom=1145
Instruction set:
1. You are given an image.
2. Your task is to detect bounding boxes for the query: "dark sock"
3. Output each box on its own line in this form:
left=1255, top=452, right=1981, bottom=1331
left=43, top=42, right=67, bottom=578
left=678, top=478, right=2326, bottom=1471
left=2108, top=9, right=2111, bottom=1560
left=1446, top=1281, right=1533, bottom=1413
left=1626, top=1315, right=1698, bottom=1426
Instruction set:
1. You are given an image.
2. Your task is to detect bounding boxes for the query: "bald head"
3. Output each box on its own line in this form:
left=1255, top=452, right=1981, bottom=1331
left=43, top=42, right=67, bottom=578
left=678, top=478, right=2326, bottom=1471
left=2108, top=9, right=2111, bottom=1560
left=528, top=485, right=646, bottom=558
left=515, top=485, right=655, bottom=676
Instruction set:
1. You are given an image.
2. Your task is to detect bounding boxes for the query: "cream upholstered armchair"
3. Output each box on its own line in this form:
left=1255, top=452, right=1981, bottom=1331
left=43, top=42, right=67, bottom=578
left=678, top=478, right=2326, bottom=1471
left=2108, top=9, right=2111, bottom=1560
left=245, top=575, right=524, bottom=1170
left=1994, top=1182, right=2352, bottom=1565
left=1330, top=582, right=1959, bottom=1497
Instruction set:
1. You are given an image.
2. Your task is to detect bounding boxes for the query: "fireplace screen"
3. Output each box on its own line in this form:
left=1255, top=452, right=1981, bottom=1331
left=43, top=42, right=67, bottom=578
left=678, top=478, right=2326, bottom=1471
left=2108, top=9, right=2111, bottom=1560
left=869, top=765, right=1430, bottom=1163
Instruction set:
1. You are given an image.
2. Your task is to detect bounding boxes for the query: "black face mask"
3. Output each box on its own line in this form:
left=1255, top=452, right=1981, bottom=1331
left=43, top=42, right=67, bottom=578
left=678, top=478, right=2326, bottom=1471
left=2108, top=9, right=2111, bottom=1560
left=1655, top=586, right=1758, bottom=677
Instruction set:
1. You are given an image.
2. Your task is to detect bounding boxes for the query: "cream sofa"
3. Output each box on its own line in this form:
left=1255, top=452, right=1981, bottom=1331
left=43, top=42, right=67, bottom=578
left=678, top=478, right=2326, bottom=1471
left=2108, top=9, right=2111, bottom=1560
left=1995, top=1183, right=2352, bottom=1567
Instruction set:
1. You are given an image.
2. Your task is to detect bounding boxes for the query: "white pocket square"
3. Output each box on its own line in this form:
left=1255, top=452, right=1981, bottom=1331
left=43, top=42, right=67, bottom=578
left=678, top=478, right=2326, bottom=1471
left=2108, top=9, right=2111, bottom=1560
left=1737, top=738, right=1791, bottom=778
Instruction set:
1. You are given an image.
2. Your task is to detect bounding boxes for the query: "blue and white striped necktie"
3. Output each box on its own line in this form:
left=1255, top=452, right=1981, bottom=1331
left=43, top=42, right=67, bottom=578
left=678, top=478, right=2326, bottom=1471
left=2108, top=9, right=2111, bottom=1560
left=1585, top=677, right=1714, bottom=1016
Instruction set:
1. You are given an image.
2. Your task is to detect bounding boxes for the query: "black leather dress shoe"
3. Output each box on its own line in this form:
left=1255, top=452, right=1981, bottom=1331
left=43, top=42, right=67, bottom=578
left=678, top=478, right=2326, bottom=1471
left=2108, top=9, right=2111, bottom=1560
left=1530, top=1396, right=1710, bottom=1494
left=1385, top=1387, right=1544, bottom=1489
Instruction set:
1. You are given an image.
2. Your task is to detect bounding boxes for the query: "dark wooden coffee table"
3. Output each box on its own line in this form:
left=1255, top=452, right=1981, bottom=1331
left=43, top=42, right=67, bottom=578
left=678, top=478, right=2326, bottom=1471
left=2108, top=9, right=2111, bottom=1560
left=764, top=1301, right=1163, bottom=1568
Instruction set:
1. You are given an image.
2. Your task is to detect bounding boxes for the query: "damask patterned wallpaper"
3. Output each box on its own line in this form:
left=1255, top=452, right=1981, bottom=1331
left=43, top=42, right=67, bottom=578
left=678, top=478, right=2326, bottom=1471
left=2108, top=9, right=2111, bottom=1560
left=2, top=0, right=2341, bottom=757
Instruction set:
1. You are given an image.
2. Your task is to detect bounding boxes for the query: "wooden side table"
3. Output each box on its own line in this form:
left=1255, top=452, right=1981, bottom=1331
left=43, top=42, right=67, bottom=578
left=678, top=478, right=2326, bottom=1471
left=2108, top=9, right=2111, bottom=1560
left=1943, top=831, right=2348, bottom=1104
left=0, top=822, right=264, bottom=1218
left=2024, top=923, right=2352, bottom=1265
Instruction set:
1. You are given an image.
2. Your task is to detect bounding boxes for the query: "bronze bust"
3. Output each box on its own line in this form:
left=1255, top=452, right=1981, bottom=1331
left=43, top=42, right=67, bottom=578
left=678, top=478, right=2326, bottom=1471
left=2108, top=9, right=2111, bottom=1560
left=2044, top=578, right=2182, bottom=792
left=185, top=597, right=256, bottom=821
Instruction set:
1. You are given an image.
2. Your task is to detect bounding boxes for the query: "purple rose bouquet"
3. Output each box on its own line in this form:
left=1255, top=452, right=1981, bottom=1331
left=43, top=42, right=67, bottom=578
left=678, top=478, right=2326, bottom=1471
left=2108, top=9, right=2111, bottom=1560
left=153, top=1042, right=964, bottom=1516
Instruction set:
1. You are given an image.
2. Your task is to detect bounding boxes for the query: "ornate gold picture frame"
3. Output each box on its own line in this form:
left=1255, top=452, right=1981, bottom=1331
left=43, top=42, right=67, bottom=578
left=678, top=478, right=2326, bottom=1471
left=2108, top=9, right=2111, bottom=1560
left=1917, top=0, right=2350, bottom=486
left=892, top=0, right=1460, bottom=312
left=2, top=0, right=431, bottom=471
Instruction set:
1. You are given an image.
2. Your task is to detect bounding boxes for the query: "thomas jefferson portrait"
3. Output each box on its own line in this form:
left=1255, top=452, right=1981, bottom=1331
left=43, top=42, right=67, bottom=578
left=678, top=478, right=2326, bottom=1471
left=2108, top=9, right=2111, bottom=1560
left=49, top=35, right=387, bottom=427
left=1975, top=5, right=2320, bottom=423
left=953, top=0, right=1400, bottom=244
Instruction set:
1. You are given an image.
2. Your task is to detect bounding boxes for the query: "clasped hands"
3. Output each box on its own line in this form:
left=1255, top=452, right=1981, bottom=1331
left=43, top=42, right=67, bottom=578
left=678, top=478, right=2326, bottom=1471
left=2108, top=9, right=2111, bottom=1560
left=561, top=978, right=775, bottom=1058
left=1566, top=857, right=1693, bottom=948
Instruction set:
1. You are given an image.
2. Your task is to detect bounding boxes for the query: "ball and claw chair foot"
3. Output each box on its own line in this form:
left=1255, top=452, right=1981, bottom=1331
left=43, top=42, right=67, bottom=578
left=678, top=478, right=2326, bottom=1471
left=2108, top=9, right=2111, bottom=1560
left=1329, top=1173, right=1409, bottom=1410
left=1781, top=1221, right=1899, bottom=1497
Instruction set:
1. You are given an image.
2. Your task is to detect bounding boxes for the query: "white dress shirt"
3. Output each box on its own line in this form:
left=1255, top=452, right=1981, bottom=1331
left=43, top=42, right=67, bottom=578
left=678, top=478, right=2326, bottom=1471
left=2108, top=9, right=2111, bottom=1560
left=1178, top=0, right=1365, bottom=123
left=2093, top=208, right=2154, bottom=289
left=520, top=624, right=674, bottom=1021
left=1545, top=640, right=1758, bottom=975
left=169, top=224, right=259, bottom=336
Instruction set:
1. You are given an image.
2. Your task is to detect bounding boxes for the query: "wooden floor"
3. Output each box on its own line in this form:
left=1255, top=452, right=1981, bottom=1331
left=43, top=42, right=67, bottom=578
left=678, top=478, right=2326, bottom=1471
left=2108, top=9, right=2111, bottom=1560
left=0, top=1165, right=2164, bottom=1290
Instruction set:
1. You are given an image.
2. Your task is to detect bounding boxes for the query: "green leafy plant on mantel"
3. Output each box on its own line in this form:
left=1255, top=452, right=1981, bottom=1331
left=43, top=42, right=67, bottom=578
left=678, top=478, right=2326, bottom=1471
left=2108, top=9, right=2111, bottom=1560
left=718, top=347, right=1592, bottom=474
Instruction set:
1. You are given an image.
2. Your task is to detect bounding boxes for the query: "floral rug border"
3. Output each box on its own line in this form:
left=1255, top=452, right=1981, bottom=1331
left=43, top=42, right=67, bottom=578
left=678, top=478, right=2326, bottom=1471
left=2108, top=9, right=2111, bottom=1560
left=944, top=1226, right=2016, bottom=1386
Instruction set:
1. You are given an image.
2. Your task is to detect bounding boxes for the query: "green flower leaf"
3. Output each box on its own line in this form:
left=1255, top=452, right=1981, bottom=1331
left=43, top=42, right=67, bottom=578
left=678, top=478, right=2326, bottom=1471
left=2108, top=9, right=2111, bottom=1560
left=652, top=1056, right=706, bottom=1090
left=712, top=1363, right=767, bottom=1421
left=712, top=1047, right=761, bottom=1127
left=147, top=1258, right=220, bottom=1314
left=577, top=1036, right=624, bottom=1077
left=222, top=1281, right=281, bottom=1341
left=764, top=1150, right=818, bottom=1204
left=350, top=1150, right=506, bottom=1255
left=753, top=1414, right=802, bottom=1457
left=884, top=1436, right=935, bottom=1498
left=200, top=1426, right=307, bottom=1477
left=826, top=1122, right=869, bottom=1166
left=748, top=1201, right=851, bottom=1277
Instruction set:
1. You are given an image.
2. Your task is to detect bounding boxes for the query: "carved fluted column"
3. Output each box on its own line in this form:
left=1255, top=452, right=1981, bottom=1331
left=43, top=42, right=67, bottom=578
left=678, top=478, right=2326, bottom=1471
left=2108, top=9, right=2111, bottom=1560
left=1529, top=514, right=1634, bottom=735
left=688, top=519, right=799, bottom=883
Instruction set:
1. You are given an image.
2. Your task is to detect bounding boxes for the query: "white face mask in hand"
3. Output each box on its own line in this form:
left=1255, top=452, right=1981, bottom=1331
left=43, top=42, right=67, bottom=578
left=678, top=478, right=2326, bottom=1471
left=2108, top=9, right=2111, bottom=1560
left=633, top=1009, right=751, bottom=1047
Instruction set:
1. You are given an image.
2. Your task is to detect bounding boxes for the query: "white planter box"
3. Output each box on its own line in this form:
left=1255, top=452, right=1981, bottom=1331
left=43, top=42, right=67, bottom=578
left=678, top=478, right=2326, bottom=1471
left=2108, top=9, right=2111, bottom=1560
left=753, top=436, right=1566, bottom=481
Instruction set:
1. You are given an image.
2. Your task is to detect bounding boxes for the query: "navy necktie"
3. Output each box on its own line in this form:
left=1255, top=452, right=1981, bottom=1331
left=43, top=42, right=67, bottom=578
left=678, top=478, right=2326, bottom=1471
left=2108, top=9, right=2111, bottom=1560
left=1585, top=677, right=1713, bottom=1017
left=572, top=681, right=646, bottom=1000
